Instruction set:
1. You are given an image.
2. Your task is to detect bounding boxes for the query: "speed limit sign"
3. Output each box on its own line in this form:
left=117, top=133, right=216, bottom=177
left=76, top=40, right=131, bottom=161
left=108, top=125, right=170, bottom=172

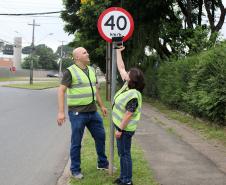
left=97, top=7, right=134, bottom=42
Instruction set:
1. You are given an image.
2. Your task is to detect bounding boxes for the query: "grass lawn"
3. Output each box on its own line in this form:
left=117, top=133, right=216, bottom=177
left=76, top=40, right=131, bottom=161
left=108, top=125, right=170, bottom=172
left=0, top=77, right=27, bottom=82
left=69, top=86, right=158, bottom=185
left=3, top=81, right=59, bottom=89
left=144, top=97, right=226, bottom=146
left=0, top=77, right=59, bottom=82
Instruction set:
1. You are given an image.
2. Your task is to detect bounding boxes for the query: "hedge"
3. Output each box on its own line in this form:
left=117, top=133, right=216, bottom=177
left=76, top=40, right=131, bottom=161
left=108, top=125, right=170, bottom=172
left=157, top=44, right=226, bottom=125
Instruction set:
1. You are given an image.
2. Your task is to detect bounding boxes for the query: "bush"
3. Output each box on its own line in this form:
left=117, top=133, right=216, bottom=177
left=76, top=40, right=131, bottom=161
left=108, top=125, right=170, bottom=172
left=157, top=44, right=226, bottom=125
left=183, top=46, right=226, bottom=124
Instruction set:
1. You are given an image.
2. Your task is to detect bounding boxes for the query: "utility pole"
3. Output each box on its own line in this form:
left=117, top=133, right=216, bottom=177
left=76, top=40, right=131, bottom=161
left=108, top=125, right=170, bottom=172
left=28, top=19, right=40, bottom=84
left=59, top=40, right=66, bottom=79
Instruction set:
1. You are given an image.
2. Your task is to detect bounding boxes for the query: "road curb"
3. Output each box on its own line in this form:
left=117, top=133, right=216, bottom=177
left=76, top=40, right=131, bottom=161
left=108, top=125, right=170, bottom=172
left=56, top=159, right=71, bottom=185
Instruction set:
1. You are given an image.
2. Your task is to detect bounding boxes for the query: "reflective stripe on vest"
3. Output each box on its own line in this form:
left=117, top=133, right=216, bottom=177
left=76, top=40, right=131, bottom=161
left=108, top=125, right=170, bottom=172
left=71, top=82, right=96, bottom=88
left=67, top=64, right=96, bottom=106
left=112, top=85, right=142, bottom=131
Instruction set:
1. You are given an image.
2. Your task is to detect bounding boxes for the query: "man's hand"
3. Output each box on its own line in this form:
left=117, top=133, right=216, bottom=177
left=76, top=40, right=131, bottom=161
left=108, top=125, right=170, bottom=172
left=57, top=85, right=67, bottom=126
left=57, top=112, right=66, bottom=126
left=115, top=130, right=122, bottom=139
left=100, top=106, right=108, bottom=117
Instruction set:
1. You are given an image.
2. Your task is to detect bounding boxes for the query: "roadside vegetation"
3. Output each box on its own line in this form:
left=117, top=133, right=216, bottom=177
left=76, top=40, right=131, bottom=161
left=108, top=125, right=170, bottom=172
left=0, top=77, right=58, bottom=82
left=3, top=81, right=59, bottom=90
left=0, top=77, right=27, bottom=82
left=156, top=44, right=226, bottom=125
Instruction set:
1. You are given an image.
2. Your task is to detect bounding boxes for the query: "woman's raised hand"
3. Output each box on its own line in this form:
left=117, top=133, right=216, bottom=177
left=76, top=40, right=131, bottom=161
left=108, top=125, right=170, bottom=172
left=116, top=46, right=125, bottom=52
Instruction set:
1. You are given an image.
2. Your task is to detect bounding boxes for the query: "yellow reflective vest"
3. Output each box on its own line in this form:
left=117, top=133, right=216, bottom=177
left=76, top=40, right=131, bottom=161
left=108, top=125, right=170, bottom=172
left=112, top=83, right=142, bottom=131
left=67, top=64, right=96, bottom=106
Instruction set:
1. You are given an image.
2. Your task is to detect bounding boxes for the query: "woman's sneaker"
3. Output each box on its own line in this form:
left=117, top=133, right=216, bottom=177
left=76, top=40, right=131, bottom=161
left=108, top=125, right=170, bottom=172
left=113, top=178, right=122, bottom=184
left=97, top=165, right=117, bottom=172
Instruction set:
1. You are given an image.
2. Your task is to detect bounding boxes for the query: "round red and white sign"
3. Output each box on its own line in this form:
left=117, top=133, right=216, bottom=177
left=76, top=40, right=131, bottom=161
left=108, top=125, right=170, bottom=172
left=97, top=7, right=134, bottom=43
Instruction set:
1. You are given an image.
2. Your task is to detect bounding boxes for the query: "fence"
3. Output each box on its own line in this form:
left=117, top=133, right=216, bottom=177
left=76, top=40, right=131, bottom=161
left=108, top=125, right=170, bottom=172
left=0, top=68, right=58, bottom=78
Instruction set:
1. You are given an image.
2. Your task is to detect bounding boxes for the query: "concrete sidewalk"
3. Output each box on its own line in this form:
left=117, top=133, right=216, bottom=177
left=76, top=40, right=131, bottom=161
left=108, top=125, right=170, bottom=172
left=135, top=102, right=226, bottom=185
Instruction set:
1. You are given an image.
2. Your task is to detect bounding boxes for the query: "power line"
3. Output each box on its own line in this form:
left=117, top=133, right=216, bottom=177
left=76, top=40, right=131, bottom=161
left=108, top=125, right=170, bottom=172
left=0, top=11, right=62, bottom=16
left=29, top=16, right=60, bottom=18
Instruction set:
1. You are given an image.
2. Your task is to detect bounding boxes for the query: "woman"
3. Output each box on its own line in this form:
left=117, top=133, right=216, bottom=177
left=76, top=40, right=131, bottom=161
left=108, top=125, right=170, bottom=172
left=113, top=46, right=145, bottom=185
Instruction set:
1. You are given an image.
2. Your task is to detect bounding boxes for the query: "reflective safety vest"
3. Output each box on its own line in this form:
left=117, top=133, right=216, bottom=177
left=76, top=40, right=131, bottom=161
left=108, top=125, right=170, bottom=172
left=67, top=64, right=96, bottom=106
left=112, top=83, right=142, bottom=131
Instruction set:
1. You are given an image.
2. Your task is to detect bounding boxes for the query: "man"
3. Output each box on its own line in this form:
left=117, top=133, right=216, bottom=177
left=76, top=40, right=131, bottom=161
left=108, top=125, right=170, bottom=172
left=57, top=47, right=109, bottom=179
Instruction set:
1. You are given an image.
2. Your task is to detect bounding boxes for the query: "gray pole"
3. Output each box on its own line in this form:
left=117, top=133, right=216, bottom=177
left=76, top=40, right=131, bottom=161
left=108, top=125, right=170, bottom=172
left=109, top=41, right=117, bottom=175
left=59, top=41, right=64, bottom=78
left=30, top=20, right=35, bottom=84
left=28, top=19, right=40, bottom=84
left=106, top=42, right=111, bottom=101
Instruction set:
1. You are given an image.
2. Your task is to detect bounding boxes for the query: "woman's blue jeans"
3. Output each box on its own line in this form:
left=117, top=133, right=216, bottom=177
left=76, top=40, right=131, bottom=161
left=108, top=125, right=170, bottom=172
left=116, top=131, right=135, bottom=183
left=68, top=111, right=109, bottom=174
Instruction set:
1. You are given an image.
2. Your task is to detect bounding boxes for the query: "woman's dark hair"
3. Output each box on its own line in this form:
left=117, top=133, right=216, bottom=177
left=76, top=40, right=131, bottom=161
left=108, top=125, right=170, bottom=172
left=128, top=68, right=145, bottom=93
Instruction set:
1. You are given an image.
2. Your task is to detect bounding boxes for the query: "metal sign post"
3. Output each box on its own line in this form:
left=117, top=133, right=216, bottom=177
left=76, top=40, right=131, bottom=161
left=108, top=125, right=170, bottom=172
left=109, top=41, right=116, bottom=175
left=97, top=7, right=134, bottom=175
left=106, top=42, right=112, bottom=101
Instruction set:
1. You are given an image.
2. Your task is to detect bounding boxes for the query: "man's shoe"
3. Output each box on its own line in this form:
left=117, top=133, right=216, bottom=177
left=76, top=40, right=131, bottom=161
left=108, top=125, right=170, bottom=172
left=71, top=172, right=84, bottom=179
left=113, top=178, right=122, bottom=184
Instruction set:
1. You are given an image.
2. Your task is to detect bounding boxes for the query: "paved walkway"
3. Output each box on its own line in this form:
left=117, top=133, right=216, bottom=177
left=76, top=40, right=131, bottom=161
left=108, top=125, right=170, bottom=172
left=135, top=102, right=226, bottom=185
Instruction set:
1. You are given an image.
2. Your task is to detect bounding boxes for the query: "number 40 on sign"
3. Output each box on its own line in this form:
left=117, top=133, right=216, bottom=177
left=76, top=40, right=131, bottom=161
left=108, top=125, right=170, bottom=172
left=97, top=7, right=134, bottom=43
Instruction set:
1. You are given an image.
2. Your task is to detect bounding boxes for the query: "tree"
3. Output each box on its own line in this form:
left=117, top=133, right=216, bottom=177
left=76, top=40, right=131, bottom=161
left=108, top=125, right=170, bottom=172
left=55, top=44, right=73, bottom=58
left=61, top=0, right=111, bottom=72
left=61, top=58, right=74, bottom=71
left=22, top=44, right=58, bottom=70
left=61, top=0, right=226, bottom=72
left=21, top=55, right=39, bottom=69
left=176, top=0, right=226, bottom=42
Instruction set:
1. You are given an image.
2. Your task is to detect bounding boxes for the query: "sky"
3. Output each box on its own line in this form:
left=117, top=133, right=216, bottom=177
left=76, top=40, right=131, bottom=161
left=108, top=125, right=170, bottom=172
left=0, top=0, right=74, bottom=52
left=0, top=0, right=226, bottom=52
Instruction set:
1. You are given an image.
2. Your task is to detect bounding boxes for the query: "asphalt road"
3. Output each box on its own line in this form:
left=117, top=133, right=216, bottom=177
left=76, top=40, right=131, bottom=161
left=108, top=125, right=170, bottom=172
left=0, top=86, right=70, bottom=185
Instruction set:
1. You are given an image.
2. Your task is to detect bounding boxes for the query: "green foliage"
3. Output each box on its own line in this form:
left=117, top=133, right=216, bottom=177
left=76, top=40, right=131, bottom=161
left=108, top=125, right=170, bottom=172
left=22, top=44, right=58, bottom=70
left=3, top=81, right=59, bottom=90
left=55, top=44, right=73, bottom=58
left=61, top=0, right=225, bottom=75
left=157, top=44, right=226, bottom=124
left=61, top=0, right=111, bottom=72
left=183, top=46, right=226, bottom=123
left=61, top=0, right=174, bottom=71
left=141, top=55, right=160, bottom=98
left=184, top=26, right=216, bottom=55
left=61, top=58, right=74, bottom=71
left=21, top=55, right=40, bottom=69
